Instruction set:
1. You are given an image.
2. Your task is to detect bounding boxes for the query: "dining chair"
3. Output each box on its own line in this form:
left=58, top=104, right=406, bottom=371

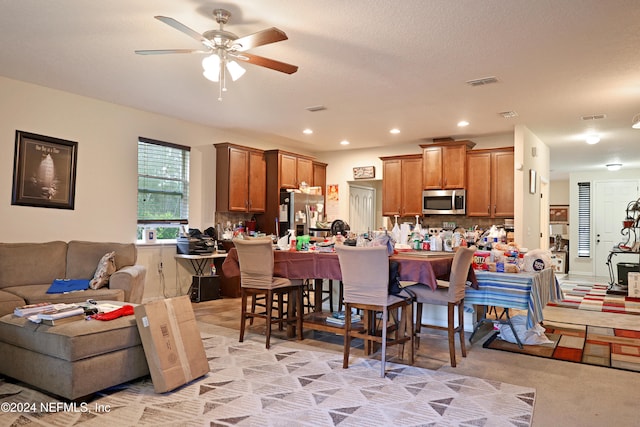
left=410, top=246, right=476, bottom=367
left=335, top=245, right=414, bottom=377
left=234, top=237, right=304, bottom=349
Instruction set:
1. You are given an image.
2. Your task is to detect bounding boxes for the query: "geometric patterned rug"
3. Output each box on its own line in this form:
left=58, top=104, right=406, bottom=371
left=0, top=329, right=536, bottom=426
left=547, top=283, right=640, bottom=315
left=484, top=322, right=640, bottom=373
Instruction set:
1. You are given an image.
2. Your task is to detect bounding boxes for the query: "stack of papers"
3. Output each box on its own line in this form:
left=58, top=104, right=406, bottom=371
left=14, top=302, right=55, bottom=317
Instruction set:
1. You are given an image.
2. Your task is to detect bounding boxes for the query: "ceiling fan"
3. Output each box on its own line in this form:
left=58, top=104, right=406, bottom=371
left=135, top=9, right=298, bottom=100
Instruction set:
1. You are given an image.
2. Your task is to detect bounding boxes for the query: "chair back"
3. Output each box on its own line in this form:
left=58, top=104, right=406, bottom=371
left=447, top=246, right=476, bottom=300
left=233, top=238, right=274, bottom=289
left=335, top=245, right=390, bottom=306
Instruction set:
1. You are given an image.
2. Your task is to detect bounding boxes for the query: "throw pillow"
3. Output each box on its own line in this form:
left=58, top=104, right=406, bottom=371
left=89, top=251, right=117, bottom=290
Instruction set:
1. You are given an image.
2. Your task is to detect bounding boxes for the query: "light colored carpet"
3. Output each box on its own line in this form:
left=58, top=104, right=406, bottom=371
left=0, top=323, right=535, bottom=427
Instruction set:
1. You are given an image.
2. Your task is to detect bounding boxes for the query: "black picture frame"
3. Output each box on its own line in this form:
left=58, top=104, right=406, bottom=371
left=11, top=130, right=78, bottom=210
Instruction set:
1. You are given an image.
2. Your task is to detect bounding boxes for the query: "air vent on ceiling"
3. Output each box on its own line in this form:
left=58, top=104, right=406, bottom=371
left=499, top=111, right=519, bottom=119
left=305, top=105, right=327, bottom=112
left=466, top=76, right=498, bottom=86
left=581, top=114, right=606, bottom=121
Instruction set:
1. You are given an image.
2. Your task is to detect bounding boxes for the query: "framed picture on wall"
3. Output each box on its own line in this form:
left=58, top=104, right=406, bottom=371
left=529, top=169, right=537, bottom=194
left=353, top=166, right=375, bottom=179
left=11, top=130, right=78, bottom=210
left=550, top=205, right=569, bottom=223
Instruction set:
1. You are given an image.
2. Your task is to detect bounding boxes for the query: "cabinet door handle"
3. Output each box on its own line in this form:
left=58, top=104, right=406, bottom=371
left=487, top=205, right=490, bottom=214
left=494, top=205, right=497, bottom=215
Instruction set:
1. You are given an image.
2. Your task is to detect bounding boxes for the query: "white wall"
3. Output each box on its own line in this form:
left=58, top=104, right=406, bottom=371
left=514, top=125, right=550, bottom=250
left=550, top=179, right=569, bottom=205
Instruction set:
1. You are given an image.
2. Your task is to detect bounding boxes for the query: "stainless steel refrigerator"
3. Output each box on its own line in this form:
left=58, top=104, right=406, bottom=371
left=278, top=190, right=325, bottom=237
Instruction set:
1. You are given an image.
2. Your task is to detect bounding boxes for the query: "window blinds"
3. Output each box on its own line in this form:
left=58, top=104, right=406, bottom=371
left=137, top=137, right=190, bottom=223
left=577, top=182, right=591, bottom=257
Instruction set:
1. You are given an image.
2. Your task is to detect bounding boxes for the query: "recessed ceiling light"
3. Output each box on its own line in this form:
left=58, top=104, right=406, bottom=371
left=457, top=121, right=469, bottom=127
left=606, top=163, right=622, bottom=171
left=389, top=128, right=400, bottom=134
left=303, top=129, right=313, bottom=135
left=585, top=134, right=600, bottom=144
left=340, top=140, right=350, bottom=146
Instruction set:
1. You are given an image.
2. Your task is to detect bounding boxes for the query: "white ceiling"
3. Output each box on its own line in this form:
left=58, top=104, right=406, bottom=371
left=2, top=0, right=640, bottom=180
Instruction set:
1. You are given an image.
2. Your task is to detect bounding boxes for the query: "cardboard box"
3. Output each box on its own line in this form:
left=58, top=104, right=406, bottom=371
left=628, top=272, right=640, bottom=298
left=134, top=295, right=209, bottom=393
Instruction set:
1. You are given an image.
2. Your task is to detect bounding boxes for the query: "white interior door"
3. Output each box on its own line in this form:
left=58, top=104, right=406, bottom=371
left=594, top=180, right=640, bottom=277
left=348, top=185, right=375, bottom=234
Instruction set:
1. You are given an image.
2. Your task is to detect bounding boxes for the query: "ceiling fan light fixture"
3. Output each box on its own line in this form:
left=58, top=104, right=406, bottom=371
left=202, top=54, right=221, bottom=82
left=632, top=114, right=640, bottom=129
left=226, top=60, right=246, bottom=81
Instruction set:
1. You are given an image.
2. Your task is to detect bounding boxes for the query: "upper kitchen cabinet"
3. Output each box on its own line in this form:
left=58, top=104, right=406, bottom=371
left=420, top=140, right=475, bottom=190
left=312, top=161, right=327, bottom=194
left=215, top=143, right=266, bottom=213
left=271, top=150, right=314, bottom=189
left=466, top=147, right=514, bottom=217
left=380, top=154, right=423, bottom=217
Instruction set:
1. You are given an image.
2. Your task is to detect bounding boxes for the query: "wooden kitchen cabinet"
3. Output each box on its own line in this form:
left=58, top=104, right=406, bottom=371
left=312, top=161, right=327, bottom=194
left=215, top=143, right=266, bottom=213
left=466, top=147, right=514, bottom=217
left=380, top=154, right=423, bottom=216
left=420, top=141, right=475, bottom=190
left=276, top=151, right=314, bottom=189
left=259, top=150, right=321, bottom=235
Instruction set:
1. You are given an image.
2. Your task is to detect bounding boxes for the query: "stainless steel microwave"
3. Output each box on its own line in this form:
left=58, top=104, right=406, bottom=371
left=422, top=189, right=466, bottom=215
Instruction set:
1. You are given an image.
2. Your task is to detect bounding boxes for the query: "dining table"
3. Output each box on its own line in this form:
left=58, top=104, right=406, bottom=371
left=222, top=247, right=477, bottom=333
left=222, top=246, right=560, bottom=343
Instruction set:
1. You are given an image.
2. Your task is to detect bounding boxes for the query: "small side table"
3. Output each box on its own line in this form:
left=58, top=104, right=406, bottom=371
left=175, top=253, right=227, bottom=301
left=174, top=253, right=227, bottom=275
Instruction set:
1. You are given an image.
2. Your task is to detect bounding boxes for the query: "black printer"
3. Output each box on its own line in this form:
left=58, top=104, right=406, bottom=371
left=176, top=228, right=216, bottom=255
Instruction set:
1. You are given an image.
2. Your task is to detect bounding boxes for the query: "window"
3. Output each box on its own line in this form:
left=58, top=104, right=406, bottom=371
left=137, top=137, right=190, bottom=240
left=577, top=182, right=591, bottom=257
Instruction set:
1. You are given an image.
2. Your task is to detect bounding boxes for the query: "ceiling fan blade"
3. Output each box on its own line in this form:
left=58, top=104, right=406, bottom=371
left=135, top=49, right=210, bottom=55
left=235, top=52, right=298, bottom=74
left=155, top=16, right=214, bottom=49
left=233, top=27, right=288, bottom=51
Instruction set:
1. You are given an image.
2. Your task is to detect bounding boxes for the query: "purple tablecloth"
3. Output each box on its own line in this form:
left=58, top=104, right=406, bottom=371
left=222, top=248, right=476, bottom=290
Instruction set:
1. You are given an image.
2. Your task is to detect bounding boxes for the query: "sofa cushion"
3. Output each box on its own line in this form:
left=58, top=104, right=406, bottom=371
left=0, top=241, right=67, bottom=289
left=89, top=251, right=116, bottom=289
left=66, top=241, right=137, bottom=279
left=3, top=284, right=124, bottom=305
left=0, top=310, right=141, bottom=361
left=0, top=290, right=26, bottom=318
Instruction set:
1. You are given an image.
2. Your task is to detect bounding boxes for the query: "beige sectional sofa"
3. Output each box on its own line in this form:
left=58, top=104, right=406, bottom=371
left=0, top=240, right=146, bottom=316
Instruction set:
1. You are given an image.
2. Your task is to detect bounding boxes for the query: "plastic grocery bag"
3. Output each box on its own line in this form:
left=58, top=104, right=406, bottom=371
left=497, top=315, right=553, bottom=345
left=372, top=232, right=394, bottom=256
